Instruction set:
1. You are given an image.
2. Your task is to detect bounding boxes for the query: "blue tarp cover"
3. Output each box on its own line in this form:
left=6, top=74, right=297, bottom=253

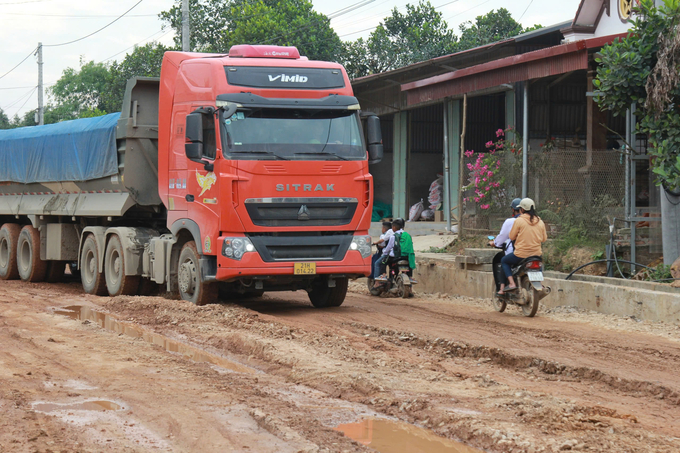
left=0, top=112, right=120, bottom=183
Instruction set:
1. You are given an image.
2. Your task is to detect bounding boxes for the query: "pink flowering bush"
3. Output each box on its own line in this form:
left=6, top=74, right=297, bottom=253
left=463, top=126, right=522, bottom=211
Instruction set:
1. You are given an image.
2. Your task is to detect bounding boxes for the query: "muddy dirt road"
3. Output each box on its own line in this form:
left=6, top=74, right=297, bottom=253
left=1, top=279, right=679, bottom=453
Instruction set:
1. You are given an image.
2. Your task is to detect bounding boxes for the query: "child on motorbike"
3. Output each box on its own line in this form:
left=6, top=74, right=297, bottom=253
left=370, top=221, right=394, bottom=279
left=499, top=198, right=547, bottom=295
left=375, top=219, right=416, bottom=282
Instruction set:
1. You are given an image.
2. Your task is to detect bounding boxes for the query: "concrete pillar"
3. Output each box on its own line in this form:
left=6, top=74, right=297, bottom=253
left=392, top=111, right=408, bottom=219
left=447, top=100, right=461, bottom=222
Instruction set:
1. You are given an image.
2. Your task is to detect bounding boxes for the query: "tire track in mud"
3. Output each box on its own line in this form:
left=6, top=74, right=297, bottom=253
left=345, top=321, right=680, bottom=407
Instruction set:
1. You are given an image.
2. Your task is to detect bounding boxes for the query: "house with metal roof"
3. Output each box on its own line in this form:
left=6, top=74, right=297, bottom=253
left=356, top=0, right=657, bottom=258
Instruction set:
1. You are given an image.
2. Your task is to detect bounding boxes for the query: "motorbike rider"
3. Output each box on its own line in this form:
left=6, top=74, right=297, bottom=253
left=394, top=218, right=416, bottom=276
left=499, top=198, right=547, bottom=295
left=490, top=198, right=522, bottom=293
left=370, top=221, right=394, bottom=279
left=374, top=219, right=403, bottom=282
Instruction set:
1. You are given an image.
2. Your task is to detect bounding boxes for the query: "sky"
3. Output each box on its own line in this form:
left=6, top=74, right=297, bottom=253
left=0, top=0, right=582, bottom=119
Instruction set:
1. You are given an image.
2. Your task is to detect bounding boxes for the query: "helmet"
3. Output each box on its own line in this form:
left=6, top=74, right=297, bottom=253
left=510, top=198, right=522, bottom=210
left=519, top=198, right=535, bottom=211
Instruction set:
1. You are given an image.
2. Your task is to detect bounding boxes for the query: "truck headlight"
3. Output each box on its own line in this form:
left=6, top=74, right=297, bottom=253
left=222, top=237, right=255, bottom=260
left=350, top=235, right=372, bottom=259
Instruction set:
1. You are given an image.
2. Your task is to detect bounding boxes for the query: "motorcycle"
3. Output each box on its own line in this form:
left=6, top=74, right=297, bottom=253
left=367, top=249, right=416, bottom=298
left=489, top=236, right=551, bottom=317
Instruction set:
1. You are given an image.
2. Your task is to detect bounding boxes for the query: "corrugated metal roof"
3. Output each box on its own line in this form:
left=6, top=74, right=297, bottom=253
left=401, top=34, right=626, bottom=106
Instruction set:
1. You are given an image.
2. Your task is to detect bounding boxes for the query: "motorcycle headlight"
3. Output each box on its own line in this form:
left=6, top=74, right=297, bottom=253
left=350, top=235, right=372, bottom=259
left=222, top=237, right=255, bottom=261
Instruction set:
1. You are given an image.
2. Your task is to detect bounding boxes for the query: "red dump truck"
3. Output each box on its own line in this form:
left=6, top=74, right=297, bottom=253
left=0, top=45, right=383, bottom=307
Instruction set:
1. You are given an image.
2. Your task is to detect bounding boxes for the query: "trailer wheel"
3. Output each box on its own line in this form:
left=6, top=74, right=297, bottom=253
left=45, top=261, right=66, bottom=283
left=80, top=234, right=107, bottom=296
left=17, top=225, right=47, bottom=282
left=0, top=223, right=21, bottom=280
left=308, top=277, right=348, bottom=308
left=177, top=241, right=217, bottom=306
left=105, top=235, right=140, bottom=296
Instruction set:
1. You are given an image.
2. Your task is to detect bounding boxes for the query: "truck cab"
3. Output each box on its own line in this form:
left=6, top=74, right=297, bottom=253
left=159, top=45, right=383, bottom=306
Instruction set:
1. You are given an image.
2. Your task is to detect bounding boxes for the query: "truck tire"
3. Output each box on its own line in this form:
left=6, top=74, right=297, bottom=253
left=80, top=234, right=107, bottom=296
left=17, top=225, right=47, bottom=282
left=177, top=241, right=217, bottom=306
left=105, top=235, right=140, bottom=296
left=308, top=277, right=348, bottom=308
left=45, top=261, right=66, bottom=283
left=0, top=223, right=21, bottom=280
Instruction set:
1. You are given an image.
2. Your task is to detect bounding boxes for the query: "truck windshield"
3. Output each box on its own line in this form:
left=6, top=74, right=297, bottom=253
left=219, top=108, right=365, bottom=161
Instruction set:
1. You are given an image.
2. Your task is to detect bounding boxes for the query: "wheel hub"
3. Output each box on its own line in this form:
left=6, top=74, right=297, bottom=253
left=88, top=255, right=96, bottom=275
left=178, top=261, right=196, bottom=294
left=113, top=255, right=121, bottom=275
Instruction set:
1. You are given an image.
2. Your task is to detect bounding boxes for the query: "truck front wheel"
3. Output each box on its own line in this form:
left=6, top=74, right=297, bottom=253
left=17, top=225, right=47, bottom=282
left=80, top=234, right=107, bottom=296
left=308, top=277, right=348, bottom=308
left=177, top=241, right=217, bottom=306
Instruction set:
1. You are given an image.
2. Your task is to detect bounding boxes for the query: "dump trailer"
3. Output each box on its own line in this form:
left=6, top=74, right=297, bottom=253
left=0, top=45, right=383, bottom=307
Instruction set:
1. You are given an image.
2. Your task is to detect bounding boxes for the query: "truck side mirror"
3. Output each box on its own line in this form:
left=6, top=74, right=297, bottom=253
left=185, top=142, right=203, bottom=160
left=185, top=112, right=204, bottom=161
left=185, top=112, right=203, bottom=143
left=366, top=115, right=383, bottom=164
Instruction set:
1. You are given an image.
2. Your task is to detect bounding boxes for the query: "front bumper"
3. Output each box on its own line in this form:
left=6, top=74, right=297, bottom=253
left=215, top=236, right=371, bottom=281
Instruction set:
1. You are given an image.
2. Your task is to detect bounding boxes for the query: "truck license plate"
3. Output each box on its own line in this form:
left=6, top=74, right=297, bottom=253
left=528, top=271, right=544, bottom=282
left=294, top=262, right=316, bottom=275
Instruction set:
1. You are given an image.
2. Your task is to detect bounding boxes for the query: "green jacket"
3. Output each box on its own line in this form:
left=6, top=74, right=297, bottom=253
left=398, top=230, right=416, bottom=269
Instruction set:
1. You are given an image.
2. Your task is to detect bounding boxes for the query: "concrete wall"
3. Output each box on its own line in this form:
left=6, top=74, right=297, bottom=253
left=415, top=254, right=680, bottom=324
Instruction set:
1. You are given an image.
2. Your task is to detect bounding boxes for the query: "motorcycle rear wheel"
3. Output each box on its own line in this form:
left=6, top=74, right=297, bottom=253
left=492, top=296, right=507, bottom=312
left=392, top=274, right=406, bottom=298
left=521, top=278, right=540, bottom=317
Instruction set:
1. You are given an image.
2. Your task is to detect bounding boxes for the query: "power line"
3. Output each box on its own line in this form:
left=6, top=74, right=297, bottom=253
left=99, top=28, right=173, bottom=63
left=1, top=86, right=36, bottom=111
left=333, top=0, right=460, bottom=41
left=259, top=1, right=377, bottom=45
left=3, top=12, right=155, bottom=17
left=44, top=0, right=144, bottom=47
left=445, top=0, right=491, bottom=21
left=12, top=86, right=38, bottom=114
left=0, top=47, right=38, bottom=81
left=0, top=0, right=50, bottom=5
left=0, top=85, right=35, bottom=90
left=518, top=0, right=534, bottom=21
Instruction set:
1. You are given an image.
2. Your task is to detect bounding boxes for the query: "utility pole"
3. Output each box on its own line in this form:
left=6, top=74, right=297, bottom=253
left=36, top=42, right=44, bottom=125
left=181, top=0, right=190, bottom=52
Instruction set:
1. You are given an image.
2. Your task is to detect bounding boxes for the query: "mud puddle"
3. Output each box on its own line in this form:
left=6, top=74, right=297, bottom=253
left=54, top=305, right=255, bottom=374
left=33, top=400, right=123, bottom=413
left=335, top=418, right=483, bottom=453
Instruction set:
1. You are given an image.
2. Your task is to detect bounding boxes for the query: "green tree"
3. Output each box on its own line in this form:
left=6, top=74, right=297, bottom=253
left=49, top=60, right=111, bottom=119
left=105, top=42, right=172, bottom=112
left=0, top=108, right=12, bottom=129
left=458, top=8, right=540, bottom=51
left=594, top=0, right=680, bottom=190
left=160, top=0, right=342, bottom=62
left=357, top=1, right=457, bottom=75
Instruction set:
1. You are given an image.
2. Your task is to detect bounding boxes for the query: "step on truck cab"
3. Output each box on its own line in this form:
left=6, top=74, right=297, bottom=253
left=0, top=45, right=383, bottom=308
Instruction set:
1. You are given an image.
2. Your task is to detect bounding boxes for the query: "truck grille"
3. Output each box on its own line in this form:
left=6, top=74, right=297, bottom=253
left=244, top=197, right=357, bottom=227
left=247, top=233, right=352, bottom=262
